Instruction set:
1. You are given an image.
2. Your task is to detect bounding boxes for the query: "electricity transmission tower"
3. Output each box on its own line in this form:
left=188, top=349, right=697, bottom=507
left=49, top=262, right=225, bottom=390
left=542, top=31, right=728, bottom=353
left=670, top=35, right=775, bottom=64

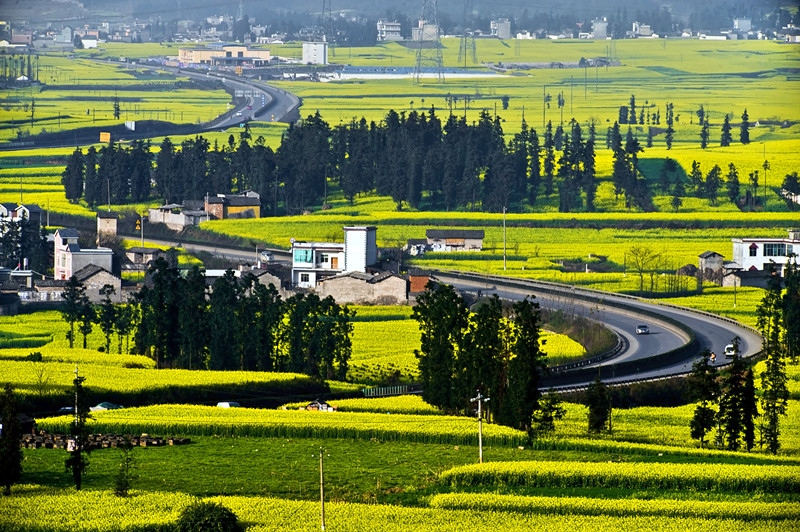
left=321, top=0, right=335, bottom=48
left=457, top=0, right=477, bottom=68
left=414, top=0, right=444, bottom=84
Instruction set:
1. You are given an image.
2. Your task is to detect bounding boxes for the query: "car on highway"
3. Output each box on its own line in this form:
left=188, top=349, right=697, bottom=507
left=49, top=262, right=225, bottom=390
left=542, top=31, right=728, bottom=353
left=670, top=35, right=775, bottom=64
left=724, top=344, right=737, bottom=358
left=217, top=402, right=241, bottom=408
left=635, top=324, right=650, bottom=335
left=235, top=111, right=243, bottom=116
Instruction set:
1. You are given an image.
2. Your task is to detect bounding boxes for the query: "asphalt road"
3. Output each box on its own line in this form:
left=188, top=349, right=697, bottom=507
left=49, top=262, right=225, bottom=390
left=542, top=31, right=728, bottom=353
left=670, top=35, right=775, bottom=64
left=437, top=272, right=762, bottom=388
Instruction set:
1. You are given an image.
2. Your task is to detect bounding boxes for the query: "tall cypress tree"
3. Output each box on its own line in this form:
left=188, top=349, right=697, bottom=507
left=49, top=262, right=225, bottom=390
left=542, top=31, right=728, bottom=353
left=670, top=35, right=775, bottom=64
left=83, top=146, right=101, bottom=207
left=504, top=297, right=545, bottom=433
left=60, top=276, right=87, bottom=349
left=0, top=383, right=22, bottom=495
left=740, top=109, right=750, bottom=144
left=757, top=269, right=789, bottom=454
left=689, top=349, right=718, bottom=448
left=412, top=283, right=468, bottom=414
left=61, top=148, right=84, bottom=202
left=586, top=375, right=611, bottom=433
left=65, top=371, right=91, bottom=490
left=720, top=114, right=733, bottom=146
left=717, top=352, right=746, bottom=451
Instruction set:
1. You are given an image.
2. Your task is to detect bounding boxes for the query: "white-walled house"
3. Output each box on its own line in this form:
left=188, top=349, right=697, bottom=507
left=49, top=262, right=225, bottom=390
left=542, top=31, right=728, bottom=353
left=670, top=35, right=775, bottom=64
left=291, top=241, right=346, bottom=288
left=731, top=229, right=800, bottom=273
left=54, top=228, right=113, bottom=280
left=291, top=226, right=378, bottom=289
left=344, top=226, right=377, bottom=273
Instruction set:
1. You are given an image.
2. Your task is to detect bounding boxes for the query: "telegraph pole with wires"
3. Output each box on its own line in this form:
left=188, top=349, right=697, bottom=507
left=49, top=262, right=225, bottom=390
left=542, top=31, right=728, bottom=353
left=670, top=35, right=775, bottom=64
left=470, top=390, right=490, bottom=463
left=313, top=447, right=329, bottom=530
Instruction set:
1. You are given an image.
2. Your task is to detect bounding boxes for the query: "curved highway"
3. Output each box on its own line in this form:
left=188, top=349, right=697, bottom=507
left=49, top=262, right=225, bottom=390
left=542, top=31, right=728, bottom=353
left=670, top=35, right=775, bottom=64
left=437, top=271, right=762, bottom=390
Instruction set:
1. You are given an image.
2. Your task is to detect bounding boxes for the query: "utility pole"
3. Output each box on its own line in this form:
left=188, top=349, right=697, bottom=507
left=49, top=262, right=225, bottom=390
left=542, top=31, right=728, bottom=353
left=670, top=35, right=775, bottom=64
left=470, top=390, right=490, bottom=463
left=316, top=447, right=327, bottom=530
left=502, top=206, right=506, bottom=271
left=74, top=365, right=79, bottom=427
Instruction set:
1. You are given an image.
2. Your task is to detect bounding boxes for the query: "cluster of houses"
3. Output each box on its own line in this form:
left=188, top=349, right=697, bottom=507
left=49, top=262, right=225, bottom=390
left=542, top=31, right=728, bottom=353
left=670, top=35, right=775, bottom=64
left=147, top=191, right=261, bottom=231
left=0, top=202, right=482, bottom=314
left=2, top=193, right=798, bottom=315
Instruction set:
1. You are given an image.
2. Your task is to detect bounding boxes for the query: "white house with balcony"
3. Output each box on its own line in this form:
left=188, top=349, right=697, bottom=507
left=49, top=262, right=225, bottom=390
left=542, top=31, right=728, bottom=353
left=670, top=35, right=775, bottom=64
left=291, top=226, right=377, bottom=289
left=731, top=229, right=800, bottom=273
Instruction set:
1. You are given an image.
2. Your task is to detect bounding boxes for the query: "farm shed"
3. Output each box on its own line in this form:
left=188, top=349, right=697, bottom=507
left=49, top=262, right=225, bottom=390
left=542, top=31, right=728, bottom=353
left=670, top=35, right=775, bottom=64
left=317, top=270, right=407, bottom=305
left=426, top=229, right=484, bottom=251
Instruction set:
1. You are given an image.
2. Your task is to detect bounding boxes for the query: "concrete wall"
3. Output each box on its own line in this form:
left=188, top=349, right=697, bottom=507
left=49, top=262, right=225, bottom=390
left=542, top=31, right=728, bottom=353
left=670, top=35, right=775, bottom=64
left=318, top=275, right=407, bottom=305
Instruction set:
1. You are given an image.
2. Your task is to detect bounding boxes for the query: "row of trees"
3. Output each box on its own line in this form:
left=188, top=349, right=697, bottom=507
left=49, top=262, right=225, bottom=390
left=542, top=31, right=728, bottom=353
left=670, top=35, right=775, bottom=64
left=689, top=345, right=759, bottom=451
left=61, top=106, right=789, bottom=216
left=61, top=109, right=602, bottom=214
left=61, top=277, right=137, bottom=352
left=60, top=259, right=353, bottom=381
left=412, top=285, right=546, bottom=433
left=689, top=259, right=797, bottom=454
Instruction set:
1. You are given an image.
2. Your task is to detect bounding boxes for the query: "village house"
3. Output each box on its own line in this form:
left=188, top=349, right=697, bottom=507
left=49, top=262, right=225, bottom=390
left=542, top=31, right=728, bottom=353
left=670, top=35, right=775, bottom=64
left=291, top=240, right=346, bottom=288
left=147, top=204, right=209, bottom=231
left=1, top=203, right=44, bottom=228
left=426, top=229, right=485, bottom=251
left=731, top=229, right=799, bottom=273
left=204, top=191, right=261, bottom=220
left=696, top=229, right=799, bottom=289
left=96, top=212, right=118, bottom=243
left=73, top=264, right=124, bottom=303
left=317, top=271, right=407, bottom=305
left=53, top=228, right=113, bottom=280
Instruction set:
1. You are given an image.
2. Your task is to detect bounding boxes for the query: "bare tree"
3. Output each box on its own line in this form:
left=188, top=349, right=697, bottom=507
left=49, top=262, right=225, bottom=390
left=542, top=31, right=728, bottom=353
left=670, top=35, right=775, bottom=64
left=628, top=245, right=660, bottom=294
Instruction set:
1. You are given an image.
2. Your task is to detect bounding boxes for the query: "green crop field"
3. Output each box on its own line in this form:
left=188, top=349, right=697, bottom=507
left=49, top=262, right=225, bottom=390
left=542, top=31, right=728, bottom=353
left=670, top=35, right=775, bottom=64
left=1, top=38, right=799, bottom=531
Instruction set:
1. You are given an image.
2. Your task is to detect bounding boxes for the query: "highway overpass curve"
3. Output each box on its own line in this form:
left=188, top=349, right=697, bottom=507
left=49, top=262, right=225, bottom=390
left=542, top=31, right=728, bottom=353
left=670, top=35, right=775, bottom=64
left=436, top=271, right=762, bottom=388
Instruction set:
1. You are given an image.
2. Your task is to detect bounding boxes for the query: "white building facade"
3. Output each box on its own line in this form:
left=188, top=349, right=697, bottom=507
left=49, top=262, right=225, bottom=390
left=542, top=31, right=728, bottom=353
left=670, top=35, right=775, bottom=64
left=731, top=229, right=800, bottom=273
left=54, top=228, right=113, bottom=280
left=302, top=42, right=328, bottom=65
left=291, top=226, right=378, bottom=289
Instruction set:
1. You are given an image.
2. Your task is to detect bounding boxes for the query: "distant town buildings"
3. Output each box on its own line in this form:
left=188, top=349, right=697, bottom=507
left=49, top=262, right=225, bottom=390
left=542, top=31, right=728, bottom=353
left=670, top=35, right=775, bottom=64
left=302, top=42, right=328, bottom=65
left=376, top=20, right=403, bottom=41
left=178, top=43, right=271, bottom=67
left=591, top=18, right=608, bottom=40
left=491, top=19, right=512, bottom=40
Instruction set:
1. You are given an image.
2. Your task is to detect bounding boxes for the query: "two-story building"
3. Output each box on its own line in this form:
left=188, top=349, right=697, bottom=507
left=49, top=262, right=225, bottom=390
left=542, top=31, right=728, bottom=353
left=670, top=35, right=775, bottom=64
left=731, top=229, right=799, bottom=273
left=54, top=228, right=113, bottom=280
left=291, top=241, right=346, bottom=288
left=291, top=226, right=377, bottom=289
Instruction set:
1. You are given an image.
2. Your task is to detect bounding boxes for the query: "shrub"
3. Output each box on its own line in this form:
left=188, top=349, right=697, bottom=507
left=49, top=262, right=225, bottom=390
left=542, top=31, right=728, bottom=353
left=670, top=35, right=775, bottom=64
left=175, top=501, right=242, bottom=532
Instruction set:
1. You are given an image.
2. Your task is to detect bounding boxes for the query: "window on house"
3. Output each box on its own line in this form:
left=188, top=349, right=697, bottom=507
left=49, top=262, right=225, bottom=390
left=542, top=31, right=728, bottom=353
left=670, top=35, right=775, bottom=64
left=763, top=243, right=787, bottom=257
left=320, top=254, right=329, bottom=263
left=300, top=273, right=310, bottom=283
left=749, top=245, right=758, bottom=257
left=294, top=249, right=312, bottom=263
